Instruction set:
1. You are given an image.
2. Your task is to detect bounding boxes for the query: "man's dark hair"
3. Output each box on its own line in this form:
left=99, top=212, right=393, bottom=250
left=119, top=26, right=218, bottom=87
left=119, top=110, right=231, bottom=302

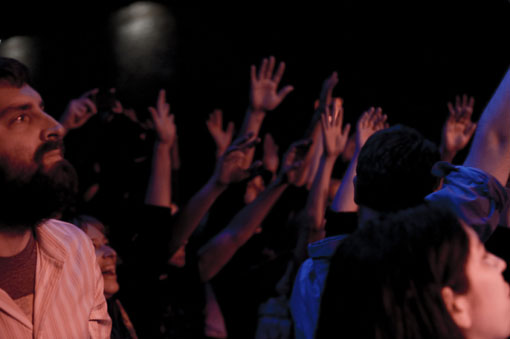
left=317, top=204, right=469, bottom=339
left=354, top=124, right=441, bottom=212
left=0, top=57, right=31, bottom=87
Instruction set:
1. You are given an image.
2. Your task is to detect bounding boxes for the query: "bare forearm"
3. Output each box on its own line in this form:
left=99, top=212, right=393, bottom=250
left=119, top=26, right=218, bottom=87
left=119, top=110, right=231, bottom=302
left=331, top=148, right=360, bottom=212
left=198, top=179, right=288, bottom=281
left=305, top=124, right=324, bottom=189
left=238, top=108, right=266, bottom=167
left=169, top=177, right=227, bottom=256
left=304, top=155, right=336, bottom=238
left=145, top=142, right=172, bottom=207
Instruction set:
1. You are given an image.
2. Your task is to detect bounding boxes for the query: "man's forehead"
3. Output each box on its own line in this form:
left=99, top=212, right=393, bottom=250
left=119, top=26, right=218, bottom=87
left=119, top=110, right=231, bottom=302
left=0, top=84, right=42, bottom=107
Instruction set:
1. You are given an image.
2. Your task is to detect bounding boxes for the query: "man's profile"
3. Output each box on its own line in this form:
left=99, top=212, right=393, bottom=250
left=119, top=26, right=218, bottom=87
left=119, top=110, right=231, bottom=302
left=0, top=57, right=111, bottom=338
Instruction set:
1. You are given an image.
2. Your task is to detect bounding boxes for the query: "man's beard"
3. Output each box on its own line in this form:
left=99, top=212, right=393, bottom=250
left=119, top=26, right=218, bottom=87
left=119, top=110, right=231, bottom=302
left=0, top=141, right=79, bottom=232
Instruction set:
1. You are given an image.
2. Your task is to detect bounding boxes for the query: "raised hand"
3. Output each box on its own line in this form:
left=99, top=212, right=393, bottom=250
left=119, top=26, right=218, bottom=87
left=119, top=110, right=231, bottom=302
left=60, top=88, right=99, bottom=131
left=356, top=107, right=388, bottom=150
left=148, top=89, right=176, bottom=146
left=263, top=133, right=280, bottom=174
left=214, top=134, right=261, bottom=186
left=317, top=72, right=339, bottom=113
left=441, top=94, right=477, bottom=160
left=206, top=109, right=235, bottom=158
left=250, top=56, right=294, bottom=112
left=278, top=139, right=313, bottom=185
left=320, top=99, right=351, bottom=158
left=310, top=72, right=340, bottom=124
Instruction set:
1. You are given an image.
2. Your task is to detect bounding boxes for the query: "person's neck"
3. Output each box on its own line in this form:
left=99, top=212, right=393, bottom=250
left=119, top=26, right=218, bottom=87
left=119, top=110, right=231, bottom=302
left=0, top=227, right=32, bottom=257
left=358, top=206, right=382, bottom=227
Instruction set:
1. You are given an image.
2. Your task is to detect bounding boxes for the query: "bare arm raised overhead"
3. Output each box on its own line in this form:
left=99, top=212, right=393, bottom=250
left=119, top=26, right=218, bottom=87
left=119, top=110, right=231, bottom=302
left=238, top=56, right=294, bottom=168
left=145, top=89, right=176, bottom=208
left=464, top=68, right=510, bottom=184
left=303, top=99, right=351, bottom=242
left=197, top=139, right=311, bottom=282
left=168, top=134, right=260, bottom=257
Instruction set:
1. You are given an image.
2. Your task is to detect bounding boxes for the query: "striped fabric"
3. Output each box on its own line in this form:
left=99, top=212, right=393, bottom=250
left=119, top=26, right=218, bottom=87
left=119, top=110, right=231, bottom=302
left=0, top=219, right=111, bottom=338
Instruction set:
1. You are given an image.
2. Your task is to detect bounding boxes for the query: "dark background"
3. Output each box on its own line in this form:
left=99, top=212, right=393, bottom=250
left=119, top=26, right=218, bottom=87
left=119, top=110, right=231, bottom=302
left=1, top=0, right=510, bottom=193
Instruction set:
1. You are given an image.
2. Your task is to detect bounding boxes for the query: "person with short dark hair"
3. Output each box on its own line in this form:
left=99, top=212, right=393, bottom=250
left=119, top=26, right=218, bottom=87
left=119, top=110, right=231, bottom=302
left=354, top=124, right=441, bottom=213
left=0, top=57, right=111, bottom=338
left=317, top=204, right=510, bottom=339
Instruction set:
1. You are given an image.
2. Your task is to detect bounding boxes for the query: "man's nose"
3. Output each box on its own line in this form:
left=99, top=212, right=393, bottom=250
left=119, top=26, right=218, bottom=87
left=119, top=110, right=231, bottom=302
left=41, top=112, right=66, bottom=142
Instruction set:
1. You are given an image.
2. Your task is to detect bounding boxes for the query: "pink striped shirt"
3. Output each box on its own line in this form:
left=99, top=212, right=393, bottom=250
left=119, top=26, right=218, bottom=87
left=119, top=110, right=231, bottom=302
left=0, top=219, right=111, bottom=338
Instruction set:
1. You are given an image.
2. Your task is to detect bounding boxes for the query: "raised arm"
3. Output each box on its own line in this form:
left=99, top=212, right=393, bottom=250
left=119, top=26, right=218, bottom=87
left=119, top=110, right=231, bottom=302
left=197, top=139, right=310, bottom=282
left=238, top=56, right=294, bottom=167
left=262, top=133, right=280, bottom=180
left=464, top=67, right=510, bottom=184
left=244, top=133, right=280, bottom=205
left=168, top=134, right=259, bottom=257
left=300, top=73, right=340, bottom=188
left=145, top=89, right=176, bottom=208
left=440, top=94, right=477, bottom=163
left=303, top=100, right=351, bottom=242
left=331, top=107, right=388, bottom=212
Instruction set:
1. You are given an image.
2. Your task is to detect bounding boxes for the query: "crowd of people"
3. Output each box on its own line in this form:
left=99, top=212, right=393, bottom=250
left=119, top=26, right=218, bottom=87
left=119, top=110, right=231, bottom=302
left=1, top=53, right=510, bottom=339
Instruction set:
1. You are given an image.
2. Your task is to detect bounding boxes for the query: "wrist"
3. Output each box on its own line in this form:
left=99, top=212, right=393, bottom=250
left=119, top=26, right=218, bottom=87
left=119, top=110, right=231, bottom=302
left=322, top=153, right=339, bottom=162
left=154, top=140, right=173, bottom=150
left=439, top=143, right=455, bottom=162
left=271, top=174, right=290, bottom=188
left=247, top=106, right=267, bottom=117
left=208, top=175, right=229, bottom=191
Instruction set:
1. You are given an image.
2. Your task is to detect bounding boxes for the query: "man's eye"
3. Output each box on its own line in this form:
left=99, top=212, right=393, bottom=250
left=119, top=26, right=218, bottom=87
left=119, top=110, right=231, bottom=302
left=14, top=114, right=29, bottom=123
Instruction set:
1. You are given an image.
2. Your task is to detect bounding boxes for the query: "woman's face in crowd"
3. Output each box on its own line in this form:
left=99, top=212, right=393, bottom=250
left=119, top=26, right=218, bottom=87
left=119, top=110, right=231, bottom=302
left=84, top=224, right=120, bottom=299
left=460, top=226, right=510, bottom=339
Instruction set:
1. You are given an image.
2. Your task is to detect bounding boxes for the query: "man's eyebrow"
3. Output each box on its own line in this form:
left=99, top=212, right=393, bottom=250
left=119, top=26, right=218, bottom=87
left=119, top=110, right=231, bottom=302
left=0, top=102, right=37, bottom=117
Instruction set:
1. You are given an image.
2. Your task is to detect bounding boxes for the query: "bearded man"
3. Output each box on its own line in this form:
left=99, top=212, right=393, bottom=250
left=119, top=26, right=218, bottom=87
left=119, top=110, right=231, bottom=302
left=0, top=57, right=111, bottom=338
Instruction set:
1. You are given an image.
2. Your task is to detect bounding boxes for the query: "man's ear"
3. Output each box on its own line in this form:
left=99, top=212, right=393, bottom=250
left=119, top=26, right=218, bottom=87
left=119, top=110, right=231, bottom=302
left=441, top=286, right=471, bottom=330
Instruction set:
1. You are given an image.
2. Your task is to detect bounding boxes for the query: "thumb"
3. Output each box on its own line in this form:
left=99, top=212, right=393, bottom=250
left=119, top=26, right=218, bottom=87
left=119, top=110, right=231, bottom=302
left=277, top=85, right=294, bottom=100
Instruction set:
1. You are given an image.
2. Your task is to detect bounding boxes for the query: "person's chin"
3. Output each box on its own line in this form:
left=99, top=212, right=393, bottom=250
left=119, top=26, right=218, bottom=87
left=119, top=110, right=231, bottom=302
left=103, top=281, right=120, bottom=299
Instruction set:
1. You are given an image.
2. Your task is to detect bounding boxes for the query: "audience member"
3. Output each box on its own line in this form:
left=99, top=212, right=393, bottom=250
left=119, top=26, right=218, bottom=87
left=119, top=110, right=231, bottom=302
left=317, top=204, right=510, bottom=339
left=0, top=57, right=111, bottom=337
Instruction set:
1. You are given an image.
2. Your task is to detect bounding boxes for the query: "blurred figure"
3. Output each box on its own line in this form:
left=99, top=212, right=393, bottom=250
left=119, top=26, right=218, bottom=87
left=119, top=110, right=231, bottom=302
left=74, top=215, right=138, bottom=339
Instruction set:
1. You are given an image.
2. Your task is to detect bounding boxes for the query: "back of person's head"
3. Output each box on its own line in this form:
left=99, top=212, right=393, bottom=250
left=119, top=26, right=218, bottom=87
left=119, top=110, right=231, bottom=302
left=0, top=57, right=31, bottom=87
left=316, top=204, right=469, bottom=339
left=354, top=125, right=440, bottom=212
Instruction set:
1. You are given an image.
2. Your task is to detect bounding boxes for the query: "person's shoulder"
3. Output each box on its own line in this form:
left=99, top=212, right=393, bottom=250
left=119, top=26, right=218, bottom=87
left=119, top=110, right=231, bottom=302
left=40, top=218, right=87, bottom=238
left=37, top=219, right=92, bottom=254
